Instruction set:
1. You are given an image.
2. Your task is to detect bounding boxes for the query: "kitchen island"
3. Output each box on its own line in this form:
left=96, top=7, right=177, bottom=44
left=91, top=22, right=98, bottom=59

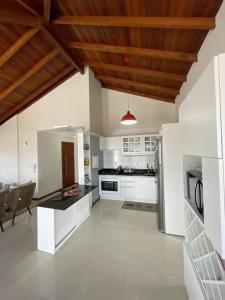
left=37, top=184, right=97, bottom=254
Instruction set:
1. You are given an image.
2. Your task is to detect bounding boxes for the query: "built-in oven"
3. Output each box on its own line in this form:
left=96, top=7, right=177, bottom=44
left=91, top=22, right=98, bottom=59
left=99, top=176, right=120, bottom=196
left=187, top=169, right=204, bottom=218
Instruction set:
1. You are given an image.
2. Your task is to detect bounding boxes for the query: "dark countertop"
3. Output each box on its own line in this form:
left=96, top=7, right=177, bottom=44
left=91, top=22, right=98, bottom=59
left=38, top=184, right=97, bottom=211
left=98, top=168, right=156, bottom=177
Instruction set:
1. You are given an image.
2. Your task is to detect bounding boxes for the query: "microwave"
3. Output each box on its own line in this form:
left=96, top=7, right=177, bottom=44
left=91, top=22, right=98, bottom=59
left=99, top=176, right=120, bottom=196
left=187, top=170, right=204, bottom=218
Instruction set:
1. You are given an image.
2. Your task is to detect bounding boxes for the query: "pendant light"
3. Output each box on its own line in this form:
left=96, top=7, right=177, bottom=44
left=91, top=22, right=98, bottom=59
left=120, top=93, right=138, bottom=125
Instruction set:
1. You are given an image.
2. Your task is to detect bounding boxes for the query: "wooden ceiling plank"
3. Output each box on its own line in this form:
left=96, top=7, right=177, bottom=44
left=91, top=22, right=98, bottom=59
left=16, top=0, right=40, bottom=16
left=85, top=61, right=186, bottom=82
left=42, top=26, right=84, bottom=73
left=0, top=28, right=39, bottom=68
left=0, top=48, right=60, bottom=102
left=97, top=75, right=179, bottom=96
left=69, top=42, right=197, bottom=62
left=54, top=16, right=215, bottom=30
left=0, top=65, right=75, bottom=124
left=0, top=6, right=42, bottom=27
left=44, top=0, right=52, bottom=24
left=102, top=84, right=175, bottom=103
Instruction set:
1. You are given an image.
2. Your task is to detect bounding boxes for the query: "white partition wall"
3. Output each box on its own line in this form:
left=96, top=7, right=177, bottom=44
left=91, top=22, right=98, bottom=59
left=180, top=54, right=225, bottom=300
left=162, top=123, right=184, bottom=236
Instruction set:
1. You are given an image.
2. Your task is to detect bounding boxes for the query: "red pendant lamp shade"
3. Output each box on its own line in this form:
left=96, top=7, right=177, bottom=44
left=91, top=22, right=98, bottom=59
left=120, top=110, right=137, bottom=125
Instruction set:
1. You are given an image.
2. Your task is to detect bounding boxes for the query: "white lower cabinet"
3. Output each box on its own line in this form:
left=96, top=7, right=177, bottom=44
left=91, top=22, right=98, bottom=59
left=121, top=176, right=135, bottom=200
left=55, top=203, right=76, bottom=246
left=134, top=176, right=157, bottom=203
left=202, top=157, right=225, bottom=259
left=75, top=194, right=90, bottom=226
left=99, top=175, right=157, bottom=203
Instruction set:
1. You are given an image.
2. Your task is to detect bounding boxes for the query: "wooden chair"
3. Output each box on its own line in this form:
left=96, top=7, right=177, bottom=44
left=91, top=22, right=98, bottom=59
left=8, top=182, right=36, bottom=226
left=0, top=190, right=8, bottom=232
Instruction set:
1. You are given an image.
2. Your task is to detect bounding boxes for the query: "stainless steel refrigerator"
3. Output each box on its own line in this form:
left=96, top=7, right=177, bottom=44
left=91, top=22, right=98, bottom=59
left=156, top=137, right=165, bottom=232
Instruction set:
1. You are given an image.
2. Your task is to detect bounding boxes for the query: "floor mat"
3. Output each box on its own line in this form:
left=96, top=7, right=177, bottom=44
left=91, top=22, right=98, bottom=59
left=122, top=201, right=158, bottom=212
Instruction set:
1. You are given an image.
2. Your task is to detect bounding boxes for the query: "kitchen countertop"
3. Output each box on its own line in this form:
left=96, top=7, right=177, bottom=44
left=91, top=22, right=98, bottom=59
left=38, top=184, right=97, bottom=211
left=98, top=169, right=156, bottom=177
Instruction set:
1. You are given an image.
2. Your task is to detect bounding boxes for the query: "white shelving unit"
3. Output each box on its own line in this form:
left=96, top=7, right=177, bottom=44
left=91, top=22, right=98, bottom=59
left=83, top=134, right=92, bottom=185
left=185, top=199, right=225, bottom=299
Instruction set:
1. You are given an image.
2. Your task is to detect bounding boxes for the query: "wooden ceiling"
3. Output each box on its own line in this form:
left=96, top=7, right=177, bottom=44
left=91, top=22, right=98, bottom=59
left=0, top=0, right=223, bottom=125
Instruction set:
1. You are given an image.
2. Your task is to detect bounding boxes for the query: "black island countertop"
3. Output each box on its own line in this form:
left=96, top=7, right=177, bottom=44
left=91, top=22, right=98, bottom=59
left=98, top=168, right=156, bottom=177
left=38, top=184, right=97, bottom=211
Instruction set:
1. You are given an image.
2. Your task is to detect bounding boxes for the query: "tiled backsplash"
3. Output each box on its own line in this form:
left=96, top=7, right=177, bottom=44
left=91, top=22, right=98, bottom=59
left=103, top=150, right=156, bottom=169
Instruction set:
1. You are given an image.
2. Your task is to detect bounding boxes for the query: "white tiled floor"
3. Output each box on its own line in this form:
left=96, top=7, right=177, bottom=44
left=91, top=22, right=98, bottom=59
left=0, top=199, right=188, bottom=300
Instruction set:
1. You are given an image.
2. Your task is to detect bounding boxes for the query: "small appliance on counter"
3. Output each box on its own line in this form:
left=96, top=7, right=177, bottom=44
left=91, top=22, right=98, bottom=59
left=186, top=169, right=204, bottom=219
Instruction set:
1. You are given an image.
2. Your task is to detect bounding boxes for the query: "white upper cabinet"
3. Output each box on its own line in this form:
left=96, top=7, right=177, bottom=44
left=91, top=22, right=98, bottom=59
left=179, top=56, right=223, bottom=158
left=202, top=157, right=225, bottom=258
left=100, top=136, right=121, bottom=151
left=122, top=135, right=158, bottom=155
left=101, top=135, right=159, bottom=155
left=122, top=136, right=142, bottom=154
left=143, top=135, right=158, bottom=153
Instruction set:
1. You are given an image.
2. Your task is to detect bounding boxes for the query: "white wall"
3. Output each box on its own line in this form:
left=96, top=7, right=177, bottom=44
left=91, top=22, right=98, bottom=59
left=18, top=71, right=90, bottom=196
left=89, top=68, right=102, bottom=135
left=162, top=123, right=184, bottom=236
left=37, top=131, right=74, bottom=198
left=102, top=88, right=177, bottom=136
left=176, top=1, right=225, bottom=110
left=0, top=116, right=18, bottom=185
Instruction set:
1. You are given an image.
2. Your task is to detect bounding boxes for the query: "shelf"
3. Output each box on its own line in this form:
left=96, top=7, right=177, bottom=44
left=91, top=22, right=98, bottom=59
left=185, top=198, right=204, bottom=227
left=194, top=251, right=215, bottom=263
left=185, top=200, right=225, bottom=300
left=202, top=280, right=225, bottom=285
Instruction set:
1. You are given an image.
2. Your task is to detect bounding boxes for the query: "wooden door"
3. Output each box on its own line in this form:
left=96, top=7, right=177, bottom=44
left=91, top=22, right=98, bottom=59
left=61, top=142, right=75, bottom=188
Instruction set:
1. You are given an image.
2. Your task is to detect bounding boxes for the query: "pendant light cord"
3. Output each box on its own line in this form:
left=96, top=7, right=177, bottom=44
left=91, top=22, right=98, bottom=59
left=127, top=93, right=130, bottom=111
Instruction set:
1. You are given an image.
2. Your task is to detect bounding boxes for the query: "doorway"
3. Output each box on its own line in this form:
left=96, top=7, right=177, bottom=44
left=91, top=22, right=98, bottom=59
left=61, top=142, right=75, bottom=188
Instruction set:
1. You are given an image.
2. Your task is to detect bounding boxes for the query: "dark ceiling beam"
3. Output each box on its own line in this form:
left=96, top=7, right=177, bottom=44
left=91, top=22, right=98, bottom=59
left=85, top=61, right=186, bottom=82
left=1, top=101, right=14, bottom=107
left=0, top=5, right=42, bottom=27
left=69, top=42, right=197, bottom=62
left=0, top=48, right=60, bottom=102
left=15, top=0, right=84, bottom=74
left=97, top=75, right=179, bottom=96
left=102, top=84, right=175, bottom=103
left=0, top=28, right=39, bottom=68
left=0, top=65, right=76, bottom=125
left=16, top=0, right=40, bottom=16
left=44, top=0, right=52, bottom=24
left=54, top=16, right=215, bottom=30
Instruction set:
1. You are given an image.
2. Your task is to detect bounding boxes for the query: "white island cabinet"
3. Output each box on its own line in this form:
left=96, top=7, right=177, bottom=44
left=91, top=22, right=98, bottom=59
left=37, top=185, right=96, bottom=254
